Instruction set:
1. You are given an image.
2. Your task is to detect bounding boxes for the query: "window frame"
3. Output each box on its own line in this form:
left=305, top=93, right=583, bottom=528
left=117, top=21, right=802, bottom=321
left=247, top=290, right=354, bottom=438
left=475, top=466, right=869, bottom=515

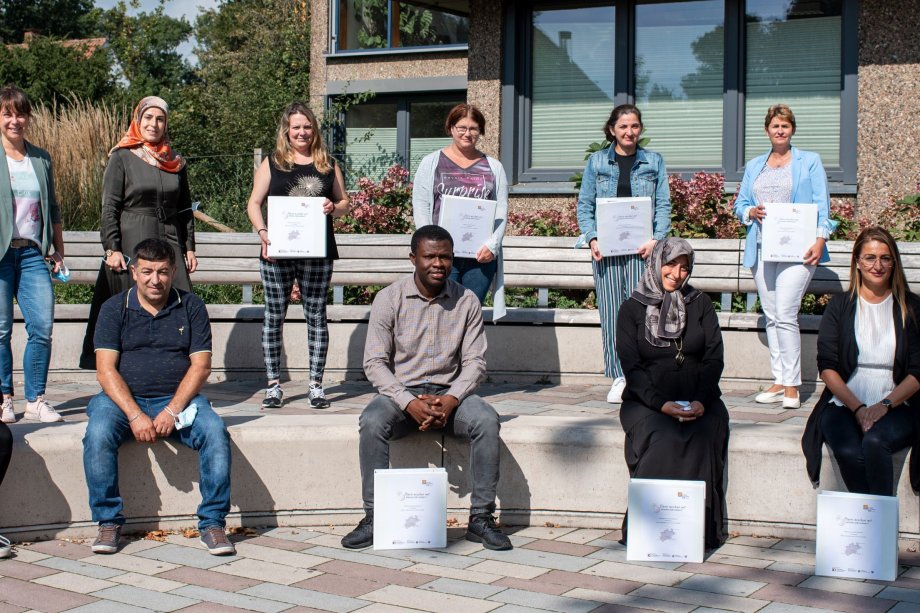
left=330, top=0, right=470, bottom=55
left=504, top=0, right=858, bottom=191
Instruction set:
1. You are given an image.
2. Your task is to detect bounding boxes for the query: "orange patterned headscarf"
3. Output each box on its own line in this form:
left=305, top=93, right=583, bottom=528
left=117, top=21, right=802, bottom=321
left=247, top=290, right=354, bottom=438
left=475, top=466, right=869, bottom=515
left=110, top=96, right=185, bottom=173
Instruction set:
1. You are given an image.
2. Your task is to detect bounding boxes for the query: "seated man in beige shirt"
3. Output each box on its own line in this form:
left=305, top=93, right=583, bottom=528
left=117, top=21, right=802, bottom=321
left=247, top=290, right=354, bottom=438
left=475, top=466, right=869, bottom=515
left=341, top=225, right=511, bottom=551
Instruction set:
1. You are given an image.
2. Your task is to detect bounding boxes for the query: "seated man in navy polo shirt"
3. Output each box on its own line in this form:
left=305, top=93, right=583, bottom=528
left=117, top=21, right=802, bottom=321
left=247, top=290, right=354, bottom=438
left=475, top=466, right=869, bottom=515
left=82, top=238, right=234, bottom=556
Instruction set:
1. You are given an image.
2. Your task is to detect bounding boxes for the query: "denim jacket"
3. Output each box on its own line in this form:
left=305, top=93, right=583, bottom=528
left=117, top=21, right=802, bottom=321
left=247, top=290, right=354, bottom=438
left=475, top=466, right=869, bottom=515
left=733, top=146, right=836, bottom=269
left=576, top=146, right=671, bottom=248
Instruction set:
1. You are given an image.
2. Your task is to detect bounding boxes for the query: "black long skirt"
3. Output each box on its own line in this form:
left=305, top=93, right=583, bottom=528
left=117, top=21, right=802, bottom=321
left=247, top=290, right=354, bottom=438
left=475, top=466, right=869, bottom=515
left=619, top=399, right=730, bottom=549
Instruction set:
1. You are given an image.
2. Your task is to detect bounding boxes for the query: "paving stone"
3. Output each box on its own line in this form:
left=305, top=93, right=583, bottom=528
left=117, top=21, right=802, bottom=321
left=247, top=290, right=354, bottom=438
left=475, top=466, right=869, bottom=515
left=704, top=553, right=774, bottom=569
left=302, top=546, right=412, bottom=570
left=674, top=574, right=766, bottom=597
left=755, top=604, right=844, bottom=613
left=556, top=529, right=610, bottom=545
left=23, top=540, right=93, bottom=561
left=240, top=583, right=369, bottom=612
left=510, top=527, right=578, bottom=540
left=64, top=602, right=155, bottom=613
left=766, top=561, right=817, bottom=575
left=889, top=603, right=920, bottom=613
left=718, top=544, right=815, bottom=566
left=420, top=577, right=506, bottom=599
left=348, top=605, right=423, bottom=613
left=464, top=560, right=549, bottom=580
left=231, top=543, right=330, bottom=569
left=0, top=604, right=27, bottom=613
left=584, top=561, right=692, bottom=586
left=89, top=585, right=200, bottom=612
left=361, top=583, right=502, bottom=612
left=80, top=552, right=180, bottom=575
left=486, top=587, right=600, bottom=612
left=876, top=585, right=920, bottom=604
left=118, top=540, right=167, bottom=555
left=488, top=606, right=560, bottom=613
left=34, top=556, right=126, bottom=579
left=587, top=547, right=685, bottom=570
left=751, top=583, right=894, bottom=613
left=797, top=575, right=884, bottom=597
left=172, top=603, right=265, bottom=613
left=313, top=559, right=436, bottom=587
left=260, top=527, right=325, bottom=543
left=0, top=576, right=99, bottom=612
left=31, top=571, right=117, bottom=594
left=370, top=547, right=480, bottom=570
left=0, top=558, right=59, bottom=580
left=5, top=548, right=49, bottom=563
left=155, top=566, right=262, bottom=592
left=169, top=584, right=293, bottom=613
left=676, top=561, right=808, bottom=587
left=471, top=547, right=597, bottom=572
left=521, top=538, right=599, bottom=557
left=212, top=557, right=321, bottom=584
left=539, top=569, right=642, bottom=594
left=728, top=536, right=781, bottom=548
left=492, top=576, right=569, bottom=595
left=631, top=584, right=770, bottom=612
left=292, top=572, right=384, bottom=597
left=134, top=544, right=230, bottom=570
left=403, top=562, right=503, bottom=584
left=235, top=535, right=314, bottom=551
left=558, top=588, right=695, bottom=613
left=773, top=540, right=817, bottom=554
left=109, top=571, right=187, bottom=592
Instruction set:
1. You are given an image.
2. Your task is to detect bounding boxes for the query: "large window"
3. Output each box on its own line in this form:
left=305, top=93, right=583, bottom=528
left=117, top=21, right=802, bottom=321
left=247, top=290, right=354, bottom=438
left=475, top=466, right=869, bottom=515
left=512, top=0, right=855, bottom=186
left=335, top=0, right=470, bottom=52
left=337, top=94, right=464, bottom=185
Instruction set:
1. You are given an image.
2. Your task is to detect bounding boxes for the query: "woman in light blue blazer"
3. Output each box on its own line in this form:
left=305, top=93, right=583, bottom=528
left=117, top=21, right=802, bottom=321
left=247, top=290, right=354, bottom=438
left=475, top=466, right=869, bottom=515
left=733, top=104, right=835, bottom=409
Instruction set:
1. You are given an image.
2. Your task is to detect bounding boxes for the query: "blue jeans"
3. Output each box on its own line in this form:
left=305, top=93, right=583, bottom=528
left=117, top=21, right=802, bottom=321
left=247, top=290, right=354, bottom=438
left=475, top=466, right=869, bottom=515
left=449, top=257, right=497, bottom=303
left=0, top=245, right=54, bottom=400
left=82, top=392, right=232, bottom=529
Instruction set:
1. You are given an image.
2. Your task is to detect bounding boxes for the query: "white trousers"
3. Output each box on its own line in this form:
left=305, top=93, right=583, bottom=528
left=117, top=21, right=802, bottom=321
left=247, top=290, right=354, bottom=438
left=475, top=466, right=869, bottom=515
left=751, top=253, right=816, bottom=387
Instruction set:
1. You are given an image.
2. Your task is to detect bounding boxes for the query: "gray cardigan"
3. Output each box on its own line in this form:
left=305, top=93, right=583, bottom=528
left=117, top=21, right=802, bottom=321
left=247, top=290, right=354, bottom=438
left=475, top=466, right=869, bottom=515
left=0, top=141, right=62, bottom=261
left=412, top=149, right=508, bottom=320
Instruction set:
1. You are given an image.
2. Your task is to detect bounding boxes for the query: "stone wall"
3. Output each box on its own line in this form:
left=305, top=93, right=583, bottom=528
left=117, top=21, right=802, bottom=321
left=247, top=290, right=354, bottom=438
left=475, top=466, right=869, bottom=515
left=857, top=0, right=920, bottom=217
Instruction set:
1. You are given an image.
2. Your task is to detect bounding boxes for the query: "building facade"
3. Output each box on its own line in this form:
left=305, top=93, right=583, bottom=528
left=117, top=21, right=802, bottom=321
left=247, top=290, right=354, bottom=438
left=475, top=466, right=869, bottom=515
left=310, top=0, right=919, bottom=216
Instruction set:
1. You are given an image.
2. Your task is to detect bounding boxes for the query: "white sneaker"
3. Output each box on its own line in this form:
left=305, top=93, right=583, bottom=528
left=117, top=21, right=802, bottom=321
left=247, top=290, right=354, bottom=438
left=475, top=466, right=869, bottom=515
left=0, top=534, right=11, bottom=558
left=607, top=377, right=627, bottom=404
left=1, top=397, right=14, bottom=423
left=754, top=389, right=785, bottom=404
left=24, top=396, right=63, bottom=423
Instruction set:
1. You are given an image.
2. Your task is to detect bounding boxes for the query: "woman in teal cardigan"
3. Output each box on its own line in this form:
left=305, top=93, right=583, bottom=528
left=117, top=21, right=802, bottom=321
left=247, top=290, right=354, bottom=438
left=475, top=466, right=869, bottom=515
left=0, top=85, right=66, bottom=424
left=733, top=104, right=836, bottom=410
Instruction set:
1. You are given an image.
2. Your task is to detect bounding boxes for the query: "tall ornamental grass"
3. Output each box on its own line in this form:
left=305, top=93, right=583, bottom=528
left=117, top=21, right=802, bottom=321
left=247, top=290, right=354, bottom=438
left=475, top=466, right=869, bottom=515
left=28, top=99, right=130, bottom=230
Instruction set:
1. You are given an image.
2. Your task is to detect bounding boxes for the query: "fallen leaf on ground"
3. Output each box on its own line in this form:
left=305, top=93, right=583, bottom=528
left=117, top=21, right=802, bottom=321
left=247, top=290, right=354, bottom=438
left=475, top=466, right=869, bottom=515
left=182, top=528, right=200, bottom=539
left=144, top=530, right=169, bottom=542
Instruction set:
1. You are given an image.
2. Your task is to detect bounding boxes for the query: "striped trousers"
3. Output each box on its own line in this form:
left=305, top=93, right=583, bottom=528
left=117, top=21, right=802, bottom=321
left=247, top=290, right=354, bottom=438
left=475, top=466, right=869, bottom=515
left=593, top=253, right=646, bottom=379
left=259, top=258, right=333, bottom=383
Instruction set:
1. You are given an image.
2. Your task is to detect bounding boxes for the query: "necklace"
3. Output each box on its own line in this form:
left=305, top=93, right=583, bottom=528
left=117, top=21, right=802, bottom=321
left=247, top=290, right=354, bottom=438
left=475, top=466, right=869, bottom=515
left=672, top=338, right=685, bottom=366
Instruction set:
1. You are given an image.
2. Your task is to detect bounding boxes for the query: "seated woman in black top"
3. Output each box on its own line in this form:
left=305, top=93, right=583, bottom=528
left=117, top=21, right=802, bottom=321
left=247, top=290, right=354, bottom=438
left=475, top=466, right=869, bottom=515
left=616, top=237, right=729, bottom=549
left=803, top=226, right=920, bottom=496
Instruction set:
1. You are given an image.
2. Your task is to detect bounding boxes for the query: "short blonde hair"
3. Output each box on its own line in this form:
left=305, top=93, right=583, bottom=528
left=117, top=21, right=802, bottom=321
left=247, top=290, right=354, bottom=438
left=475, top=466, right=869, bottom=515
left=764, top=104, right=796, bottom=131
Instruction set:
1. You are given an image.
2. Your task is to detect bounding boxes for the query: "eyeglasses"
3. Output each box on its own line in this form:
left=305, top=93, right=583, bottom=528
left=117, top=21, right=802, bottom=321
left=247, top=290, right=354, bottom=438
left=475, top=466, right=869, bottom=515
left=859, top=255, right=894, bottom=267
left=453, top=126, right=480, bottom=135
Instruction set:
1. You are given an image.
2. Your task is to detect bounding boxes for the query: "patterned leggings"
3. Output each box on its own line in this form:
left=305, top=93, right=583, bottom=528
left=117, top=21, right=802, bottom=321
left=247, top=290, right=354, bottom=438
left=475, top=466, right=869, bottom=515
left=260, top=258, right=333, bottom=383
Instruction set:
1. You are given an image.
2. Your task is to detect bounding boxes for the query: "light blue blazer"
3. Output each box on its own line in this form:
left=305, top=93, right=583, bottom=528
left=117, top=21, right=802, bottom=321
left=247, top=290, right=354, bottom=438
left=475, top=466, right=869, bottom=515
left=733, top=146, right=836, bottom=269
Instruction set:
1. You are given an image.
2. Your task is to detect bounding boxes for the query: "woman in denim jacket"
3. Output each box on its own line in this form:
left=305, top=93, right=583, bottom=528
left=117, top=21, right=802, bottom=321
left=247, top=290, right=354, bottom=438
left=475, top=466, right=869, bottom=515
left=733, top=104, right=835, bottom=409
left=576, top=104, right=671, bottom=403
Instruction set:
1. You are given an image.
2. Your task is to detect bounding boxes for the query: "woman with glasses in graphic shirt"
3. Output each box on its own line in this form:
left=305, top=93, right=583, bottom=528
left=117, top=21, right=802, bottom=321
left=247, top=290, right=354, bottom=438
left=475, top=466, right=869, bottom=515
left=412, top=103, right=509, bottom=320
left=803, top=227, right=920, bottom=496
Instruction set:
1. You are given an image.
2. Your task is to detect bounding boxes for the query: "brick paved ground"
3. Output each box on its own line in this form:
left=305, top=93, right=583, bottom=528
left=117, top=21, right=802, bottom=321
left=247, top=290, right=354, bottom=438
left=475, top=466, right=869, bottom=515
left=7, top=380, right=920, bottom=612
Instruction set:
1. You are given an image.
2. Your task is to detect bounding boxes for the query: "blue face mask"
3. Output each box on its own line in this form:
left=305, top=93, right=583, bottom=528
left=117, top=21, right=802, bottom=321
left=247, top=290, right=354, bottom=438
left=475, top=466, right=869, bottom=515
left=175, top=403, right=199, bottom=429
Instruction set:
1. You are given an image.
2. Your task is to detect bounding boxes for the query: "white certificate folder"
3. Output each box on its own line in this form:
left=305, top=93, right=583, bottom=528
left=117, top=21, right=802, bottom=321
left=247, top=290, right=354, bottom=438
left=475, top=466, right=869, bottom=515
left=596, top=197, right=653, bottom=257
left=438, top=195, right=497, bottom=259
left=816, top=490, right=898, bottom=581
left=266, top=196, right=327, bottom=258
left=627, top=478, right=705, bottom=563
left=373, top=467, right=447, bottom=550
left=760, top=203, right=818, bottom=263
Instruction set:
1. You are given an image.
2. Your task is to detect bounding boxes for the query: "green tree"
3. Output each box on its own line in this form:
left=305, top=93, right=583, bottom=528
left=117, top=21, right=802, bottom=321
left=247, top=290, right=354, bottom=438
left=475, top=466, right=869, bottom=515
left=0, top=0, right=100, bottom=43
left=99, top=0, right=194, bottom=102
left=0, top=35, right=116, bottom=105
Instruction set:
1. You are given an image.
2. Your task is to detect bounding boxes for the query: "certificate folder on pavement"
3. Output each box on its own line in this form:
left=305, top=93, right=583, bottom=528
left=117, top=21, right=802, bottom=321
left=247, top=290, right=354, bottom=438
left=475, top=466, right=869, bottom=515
left=627, top=478, right=705, bottom=563
left=266, top=196, right=327, bottom=258
left=373, top=468, right=447, bottom=550
left=596, top=197, right=653, bottom=257
left=816, top=490, right=898, bottom=581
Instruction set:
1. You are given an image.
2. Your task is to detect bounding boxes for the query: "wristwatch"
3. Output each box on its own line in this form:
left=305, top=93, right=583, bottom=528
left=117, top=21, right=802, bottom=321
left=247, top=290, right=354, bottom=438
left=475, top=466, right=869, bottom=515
left=881, top=398, right=894, bottom=409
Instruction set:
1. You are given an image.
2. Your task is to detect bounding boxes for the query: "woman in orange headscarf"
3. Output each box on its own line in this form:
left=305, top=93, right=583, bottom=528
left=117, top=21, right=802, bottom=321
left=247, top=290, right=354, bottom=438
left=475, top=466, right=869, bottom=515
left=79, top=96, right=197, bottom=369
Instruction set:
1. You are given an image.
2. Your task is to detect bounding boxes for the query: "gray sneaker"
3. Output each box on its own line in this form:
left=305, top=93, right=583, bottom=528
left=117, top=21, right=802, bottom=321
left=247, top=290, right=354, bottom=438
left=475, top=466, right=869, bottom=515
left=309, top=384, right=330, bottom=409
left=200, top=526, right=236, bottom=555
left=262, top=384, right=283, bottom=409
left=92, top=524, right=121, bottom=554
